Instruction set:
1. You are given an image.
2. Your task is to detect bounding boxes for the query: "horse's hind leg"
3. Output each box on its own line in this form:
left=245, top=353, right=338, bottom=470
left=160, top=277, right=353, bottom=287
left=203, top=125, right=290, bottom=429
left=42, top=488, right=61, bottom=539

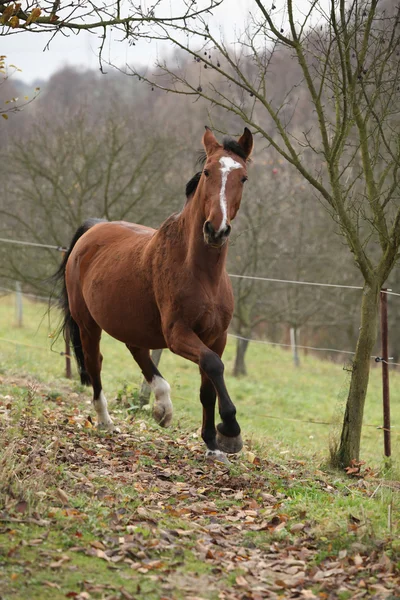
left=79, top=322, right=114, bottom=431
left=126, top=346, right=173, bottom=427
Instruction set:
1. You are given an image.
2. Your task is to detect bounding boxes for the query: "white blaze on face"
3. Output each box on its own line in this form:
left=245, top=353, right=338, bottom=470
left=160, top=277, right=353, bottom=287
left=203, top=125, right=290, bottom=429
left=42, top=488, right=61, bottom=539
left=218, top=156, right=242, bottom=233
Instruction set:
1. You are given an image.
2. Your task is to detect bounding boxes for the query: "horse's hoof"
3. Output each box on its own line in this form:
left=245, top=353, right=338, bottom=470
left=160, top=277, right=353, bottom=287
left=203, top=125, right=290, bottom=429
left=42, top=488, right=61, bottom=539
left=216, top=430, right=243, bottom=454
left=97, top=422, right=119, bottom=433
left=153, top=403, right=173, bottom=428
left=205, top=449, right=231, bottom=466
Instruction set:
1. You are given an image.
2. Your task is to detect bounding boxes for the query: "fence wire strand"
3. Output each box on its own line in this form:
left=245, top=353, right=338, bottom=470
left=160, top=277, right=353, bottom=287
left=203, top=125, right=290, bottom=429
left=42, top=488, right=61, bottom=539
left=1, top=235, right=400, bottom=296
left=228, top=273, right=363, bottom=290
left=1, top=289, right=399, bottom=366
left=228, top=333, right=400, bottom=367
left=0, top=237, right=65, bottom=251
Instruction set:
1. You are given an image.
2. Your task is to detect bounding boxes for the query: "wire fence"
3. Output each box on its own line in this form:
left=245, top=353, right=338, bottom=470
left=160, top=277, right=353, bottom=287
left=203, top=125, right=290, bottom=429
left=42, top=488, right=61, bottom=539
left=1, top=234, right=400, bottom=365
left=0, top=286, right=49, bottom=302
left=227, top=333, right=400, bottom=367
left=2, top=284, right=399, bottom=367
left=0, top=235, right=399, bottom=448
left=1, top=235, right=399, bottom=294
left=229, top=273, right=400, bottom=297
left=0, top=237, right=66, bottom=251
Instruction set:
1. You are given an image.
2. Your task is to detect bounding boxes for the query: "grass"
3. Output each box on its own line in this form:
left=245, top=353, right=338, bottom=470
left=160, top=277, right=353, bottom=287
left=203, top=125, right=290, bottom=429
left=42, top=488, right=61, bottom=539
left=0, top=292, right=399, bottom=468
left=1, top=293, right=400, bottom=598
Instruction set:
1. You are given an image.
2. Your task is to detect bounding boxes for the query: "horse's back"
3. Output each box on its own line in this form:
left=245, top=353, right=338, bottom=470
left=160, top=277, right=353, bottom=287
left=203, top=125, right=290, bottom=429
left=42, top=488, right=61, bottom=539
left=87, top=220, right=156, bottom=243
left=66, top=220, right=166, bottom=347
left=116, top=221, right=156, bottom=237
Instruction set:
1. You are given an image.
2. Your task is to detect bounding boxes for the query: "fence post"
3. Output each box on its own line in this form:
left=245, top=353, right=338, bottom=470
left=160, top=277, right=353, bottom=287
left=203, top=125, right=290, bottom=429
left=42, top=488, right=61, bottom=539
left=139, top=349, right=163, bottom=407
left=290, top=326, right=300, bottom=367
left=15, top=281, right=23, bottom=327
left=62, top=250, right=72, bottom=379
left=65, top=327, right=72, bottom=379
left=380, top=289, right=391, bottom=458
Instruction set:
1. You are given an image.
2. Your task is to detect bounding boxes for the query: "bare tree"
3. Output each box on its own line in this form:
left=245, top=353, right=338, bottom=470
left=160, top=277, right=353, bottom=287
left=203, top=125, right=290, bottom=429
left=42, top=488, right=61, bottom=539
left=0, top=0, right=221, bottom=69
left=0, top=69, right=186, bottom=292
left=0, top=56, right=39, bottom=120
left=230, top=151, right=359, bottom=374
left=130, top=0, right=400, bottom=466
left=229, top=154, right=298, bottom=375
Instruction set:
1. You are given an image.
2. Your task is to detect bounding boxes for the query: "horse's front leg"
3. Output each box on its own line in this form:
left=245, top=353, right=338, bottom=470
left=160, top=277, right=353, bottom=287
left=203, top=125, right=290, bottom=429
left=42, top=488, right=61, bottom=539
left=166, top=323, right=243, bottom=456
left=201, top=333, right=243, bottom=455
left=199, top=370, right=222, bottom=461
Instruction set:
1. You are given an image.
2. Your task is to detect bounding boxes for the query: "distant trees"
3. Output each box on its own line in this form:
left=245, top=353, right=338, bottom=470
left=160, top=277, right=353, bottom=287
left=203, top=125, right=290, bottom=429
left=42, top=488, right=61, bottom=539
left=0, top=69, right=187, bottom=291
left=132, top=0, right=400, bottom=466
left=229, top=152, right=359, bottom=375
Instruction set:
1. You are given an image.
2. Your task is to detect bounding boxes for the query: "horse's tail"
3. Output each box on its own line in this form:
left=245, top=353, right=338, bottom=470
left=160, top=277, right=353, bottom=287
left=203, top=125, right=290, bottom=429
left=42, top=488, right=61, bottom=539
left=53, top=218, right=106, bottom=386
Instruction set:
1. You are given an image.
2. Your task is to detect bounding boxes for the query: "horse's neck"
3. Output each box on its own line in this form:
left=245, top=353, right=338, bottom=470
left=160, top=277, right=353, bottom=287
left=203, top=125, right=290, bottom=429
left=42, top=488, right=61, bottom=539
left=178, top=200, right=228, bottom=283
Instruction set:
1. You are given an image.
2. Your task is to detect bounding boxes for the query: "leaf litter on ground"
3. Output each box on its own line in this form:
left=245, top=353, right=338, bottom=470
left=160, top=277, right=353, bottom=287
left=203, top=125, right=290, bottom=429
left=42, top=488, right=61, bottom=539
left=0, top=374, right=399, bottom=599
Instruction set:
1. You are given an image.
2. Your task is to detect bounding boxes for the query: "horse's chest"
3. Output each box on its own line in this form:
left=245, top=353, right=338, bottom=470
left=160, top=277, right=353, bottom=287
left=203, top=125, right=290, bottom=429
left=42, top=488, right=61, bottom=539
left=195, top=300, right=232, bottom=338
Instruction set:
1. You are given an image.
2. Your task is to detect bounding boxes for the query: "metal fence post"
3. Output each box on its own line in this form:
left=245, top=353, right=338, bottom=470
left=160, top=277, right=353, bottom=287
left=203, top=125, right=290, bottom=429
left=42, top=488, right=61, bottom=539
left=380, top=289, right=391, bottom=457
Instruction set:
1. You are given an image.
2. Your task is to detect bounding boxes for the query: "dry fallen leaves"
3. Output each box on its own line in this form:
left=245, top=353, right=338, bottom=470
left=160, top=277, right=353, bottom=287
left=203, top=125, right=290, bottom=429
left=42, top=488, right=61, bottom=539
left=1, top=374, right=399, bottom=600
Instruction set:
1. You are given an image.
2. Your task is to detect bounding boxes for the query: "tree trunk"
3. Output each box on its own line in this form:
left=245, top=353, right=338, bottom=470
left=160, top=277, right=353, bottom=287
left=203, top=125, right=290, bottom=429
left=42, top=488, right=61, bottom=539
left=233, top=336, right=249, bottom=377
left=138, top=349, right=163, bottom=408
left=335, top=282, right=380, bottom=467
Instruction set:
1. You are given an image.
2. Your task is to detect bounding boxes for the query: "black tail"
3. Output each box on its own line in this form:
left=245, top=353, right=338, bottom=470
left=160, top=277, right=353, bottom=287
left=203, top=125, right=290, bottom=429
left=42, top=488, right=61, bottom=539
left=53, top=218, right=106, bottom=386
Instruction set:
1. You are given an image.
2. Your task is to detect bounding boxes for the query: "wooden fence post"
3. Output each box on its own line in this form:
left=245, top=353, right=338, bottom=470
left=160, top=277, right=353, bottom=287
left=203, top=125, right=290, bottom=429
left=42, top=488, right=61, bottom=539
left=62, top=250, right=72, bottom=379
left=15, top=281, right=23, bottom=327
left=290, top=326, right=300, bottom=367
left=65, top=326, right=72, bottom=379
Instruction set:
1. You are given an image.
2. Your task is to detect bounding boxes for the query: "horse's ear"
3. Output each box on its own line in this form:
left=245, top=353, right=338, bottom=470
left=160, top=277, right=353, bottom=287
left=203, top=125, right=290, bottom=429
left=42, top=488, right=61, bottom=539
left=237, top=127, right=253, bottom=159
left=202, top=126, right=221, bottom=156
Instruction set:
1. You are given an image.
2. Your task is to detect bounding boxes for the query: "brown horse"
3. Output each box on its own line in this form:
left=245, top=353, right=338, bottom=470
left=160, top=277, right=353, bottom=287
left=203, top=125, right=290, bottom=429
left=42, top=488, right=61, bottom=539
left=55, top=127, right=253, bottom=461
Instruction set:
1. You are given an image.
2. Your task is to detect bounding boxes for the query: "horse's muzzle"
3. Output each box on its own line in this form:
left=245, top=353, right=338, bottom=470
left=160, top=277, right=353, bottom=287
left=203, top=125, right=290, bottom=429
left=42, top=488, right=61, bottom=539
left=203, top=221, right=231, bottom=248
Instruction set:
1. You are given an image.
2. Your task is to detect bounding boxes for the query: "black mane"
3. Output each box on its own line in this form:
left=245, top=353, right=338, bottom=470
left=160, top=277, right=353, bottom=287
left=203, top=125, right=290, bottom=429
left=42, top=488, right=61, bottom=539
left=185, top=171, right=202, bottom=198
left=185, top=137, right=249, bottom=200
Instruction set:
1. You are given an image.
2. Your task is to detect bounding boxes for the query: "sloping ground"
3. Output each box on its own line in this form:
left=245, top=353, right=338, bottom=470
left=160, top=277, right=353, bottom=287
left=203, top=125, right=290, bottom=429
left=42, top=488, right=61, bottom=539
left=0, top=374, right=399, bottom=600
left=1, top=292, right=400, bottom=470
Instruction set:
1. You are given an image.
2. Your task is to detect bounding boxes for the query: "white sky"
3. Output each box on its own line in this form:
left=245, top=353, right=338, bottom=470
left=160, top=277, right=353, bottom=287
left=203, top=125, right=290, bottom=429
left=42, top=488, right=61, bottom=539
left=1, top=1, right=330, bottom=83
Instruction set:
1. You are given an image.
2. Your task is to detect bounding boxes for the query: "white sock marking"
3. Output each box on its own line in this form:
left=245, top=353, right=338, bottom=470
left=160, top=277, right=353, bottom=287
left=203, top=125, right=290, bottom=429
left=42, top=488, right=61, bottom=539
left=93, top=390, right=113, bottom=425
left=205, top=449, right=230, bottom=465
left=151, top=375, right=172, bottom=410
left=218, top=156, right=242, bottom=232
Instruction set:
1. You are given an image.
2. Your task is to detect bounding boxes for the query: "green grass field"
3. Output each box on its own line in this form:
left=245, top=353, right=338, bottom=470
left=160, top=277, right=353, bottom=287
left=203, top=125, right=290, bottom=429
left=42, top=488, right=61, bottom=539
left=1, top=293, right=400, bottom=599
left=0, top=292, right=398, bottom=468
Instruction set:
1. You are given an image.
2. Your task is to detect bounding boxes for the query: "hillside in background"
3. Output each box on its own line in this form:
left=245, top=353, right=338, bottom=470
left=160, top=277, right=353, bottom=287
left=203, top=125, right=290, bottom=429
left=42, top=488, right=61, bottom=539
left=1, top=61, right=400, bottom=365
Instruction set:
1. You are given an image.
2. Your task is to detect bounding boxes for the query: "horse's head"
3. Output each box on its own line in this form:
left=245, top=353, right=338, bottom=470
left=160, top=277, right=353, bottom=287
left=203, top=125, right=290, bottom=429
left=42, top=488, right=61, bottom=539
left=200, top=127, right=253, bottom=248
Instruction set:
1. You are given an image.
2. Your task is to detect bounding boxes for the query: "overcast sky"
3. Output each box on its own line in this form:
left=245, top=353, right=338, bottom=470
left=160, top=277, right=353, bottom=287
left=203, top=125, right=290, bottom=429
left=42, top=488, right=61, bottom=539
left=2, top=0, right=329, bottom=84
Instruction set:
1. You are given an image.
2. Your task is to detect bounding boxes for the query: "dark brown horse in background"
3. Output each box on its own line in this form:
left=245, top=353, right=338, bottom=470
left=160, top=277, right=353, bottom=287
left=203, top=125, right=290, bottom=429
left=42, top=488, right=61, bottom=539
left=55, top=127, right=253, bottom=461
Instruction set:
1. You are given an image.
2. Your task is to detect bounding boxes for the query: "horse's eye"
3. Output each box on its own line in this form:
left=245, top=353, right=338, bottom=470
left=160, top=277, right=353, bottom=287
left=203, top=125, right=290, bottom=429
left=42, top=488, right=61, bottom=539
left=204, top=169, right=210, bottom=177
left=241, top=176, right=248, bottom=183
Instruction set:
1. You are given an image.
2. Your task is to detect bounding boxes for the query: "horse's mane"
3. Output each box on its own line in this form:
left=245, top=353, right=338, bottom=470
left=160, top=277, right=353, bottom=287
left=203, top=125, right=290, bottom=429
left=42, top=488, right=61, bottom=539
left=185, top=171, right=202, bottom=198
left=185, top=137, right=250, bottom=202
